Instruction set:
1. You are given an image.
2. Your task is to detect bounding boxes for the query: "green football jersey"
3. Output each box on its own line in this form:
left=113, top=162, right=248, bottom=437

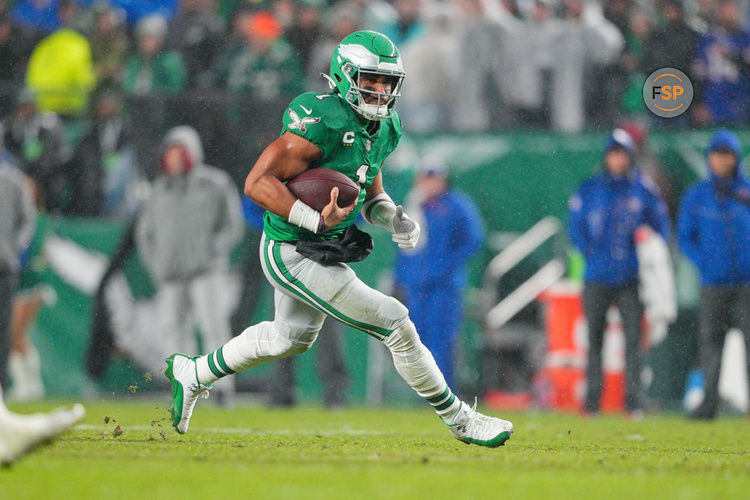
left=263, top=91, right=402, bottom=242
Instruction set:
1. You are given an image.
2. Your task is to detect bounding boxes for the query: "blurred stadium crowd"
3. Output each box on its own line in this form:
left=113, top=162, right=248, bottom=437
left=0, top=0, right=749, bottom=216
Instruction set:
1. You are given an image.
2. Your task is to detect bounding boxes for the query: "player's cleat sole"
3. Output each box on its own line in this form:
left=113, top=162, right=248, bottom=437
left=453, top=430, right=512, bottom=448
left=447, top=401, right=514, bottom=448
left=165, top=354, right=209, bottom=434
left=0, top=403, right=85, bottom=466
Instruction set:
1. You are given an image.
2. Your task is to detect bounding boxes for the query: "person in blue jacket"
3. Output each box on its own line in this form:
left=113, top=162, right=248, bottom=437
left=568, top=129, right=671, bottom=416
left=678, top=129, right=750, bottom=420
left=394, top=157, right=484, bottom=389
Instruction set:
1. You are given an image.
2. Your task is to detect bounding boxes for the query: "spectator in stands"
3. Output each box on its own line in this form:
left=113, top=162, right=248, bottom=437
left=24, top=0, right=95, bottom=118
left=643, top=0, right=702, bottom=76
left=208, top=7, right=248, bottom=86
left=678, top=130, right=750, bottom=420
left=3, top=89, right=70, bottom=213
left=271, top=0, right=296, bottom=30
left=393, top=157, right=484, bottom=388
left=11, top=0, right=62, bottom=35
left=333, top=0, right=397, bottom=36
left=89, top=4, right=130, bottom=92
left=399, top=4, right=460, bottom=132
left=381, top=0, right=426, bottom=48
left=0, top=129, right=36, bottom=388
left=135, top=126, right=243, bottom=403
left=167, top=0, right=225, bottom=88
left=68, top=91, right=138, bottom=217
left=108, top=0, right=180, bottom=26
left=549, top=0, right=623, bottom=133
left=605, top=7, right=653, bottom=121
left=602, top=0, right=630, bottom=38
left=0, top=12, right=34, bottom=85
left=692, top=0, right=750, bottom=125
left=285, top=0, right=323, bottom=72
left=568, top=129, right=670, bottom=418
left=507, top=0, right=555, bottom=128
left=306, top=7, right=359, bottom=92
left=0, top=12, right=36, bottom=117
left=214, top=11, right=303, bottom=100
left=123, top=15, right=186, bottom=96
left=452, top=0, right=516, bottom=131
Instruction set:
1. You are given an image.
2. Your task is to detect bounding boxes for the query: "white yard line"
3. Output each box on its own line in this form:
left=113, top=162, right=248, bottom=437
left=75, top=424, right=393, bottom=436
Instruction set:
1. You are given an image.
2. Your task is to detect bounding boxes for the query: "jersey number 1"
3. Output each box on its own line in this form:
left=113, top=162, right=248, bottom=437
left=356, top=164, right=369, bottom=185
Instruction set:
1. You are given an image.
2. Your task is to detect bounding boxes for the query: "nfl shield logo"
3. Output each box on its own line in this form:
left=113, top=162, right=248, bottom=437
left=366, top=140, right=372, bottom=151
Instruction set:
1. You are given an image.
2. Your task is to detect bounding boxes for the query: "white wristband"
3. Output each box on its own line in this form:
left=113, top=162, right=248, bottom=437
left=288, top=200, right=322, bottom=233
left=362, top=192, right=397, bottom=231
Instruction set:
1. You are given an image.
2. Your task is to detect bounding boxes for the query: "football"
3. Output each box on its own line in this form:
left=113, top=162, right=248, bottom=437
left=286, top=168, right=361, bottom=212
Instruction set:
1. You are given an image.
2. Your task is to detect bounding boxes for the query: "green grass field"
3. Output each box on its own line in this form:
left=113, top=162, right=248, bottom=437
left=1, top=399, right=748, bottom=499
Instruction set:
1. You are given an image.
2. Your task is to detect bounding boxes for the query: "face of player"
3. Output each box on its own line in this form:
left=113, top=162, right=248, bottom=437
left=162, top=145, right=190, bottom=176
left=604, top=148, right=630, bottom=177
left=358, top=73, right=395, bottom=106
left=708, top=151, right=737, bottom=179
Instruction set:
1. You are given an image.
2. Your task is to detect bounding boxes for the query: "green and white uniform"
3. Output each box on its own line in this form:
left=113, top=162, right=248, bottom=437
left=196, top=89, right=461, bottom=421
left=264, top=91, right=401, bottom=243
left=187, top=31, right=484, bottom=435
left=257, top=91, right=404, bottom=341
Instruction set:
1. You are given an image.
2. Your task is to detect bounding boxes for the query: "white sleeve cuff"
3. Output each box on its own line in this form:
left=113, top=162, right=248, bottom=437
left=362, top=192, right=397, bottom=231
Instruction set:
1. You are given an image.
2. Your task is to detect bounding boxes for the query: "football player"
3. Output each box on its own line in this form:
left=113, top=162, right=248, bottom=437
left=165, top=30, right=514, bottom=447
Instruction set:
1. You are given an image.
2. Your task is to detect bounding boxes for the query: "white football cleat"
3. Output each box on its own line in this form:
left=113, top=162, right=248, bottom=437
left=446, top=400, right=514, bottom=448
left=165, top=354, right=210, bottom=434
left=0, top=403, right=85, bottom=466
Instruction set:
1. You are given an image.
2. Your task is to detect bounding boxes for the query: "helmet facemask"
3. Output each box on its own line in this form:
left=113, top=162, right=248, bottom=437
left=346, top=67, right=404, bottom=121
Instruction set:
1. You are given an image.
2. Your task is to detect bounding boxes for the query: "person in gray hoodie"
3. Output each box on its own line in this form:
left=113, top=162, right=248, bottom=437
left=135, top=125, right=243, bottom=400
left=0, top=127, right=36, bottom=388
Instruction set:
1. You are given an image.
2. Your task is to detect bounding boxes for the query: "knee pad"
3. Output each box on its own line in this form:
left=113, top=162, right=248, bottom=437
left=254, top=331, right=314, bottom=359
left=273, top=316, right=320, bottom=355
left=377, top=296, right=409, bottom=331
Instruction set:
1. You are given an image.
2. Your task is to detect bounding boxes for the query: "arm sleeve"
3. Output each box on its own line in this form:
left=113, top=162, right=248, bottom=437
left=677, top=188, right=701, bottom=267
